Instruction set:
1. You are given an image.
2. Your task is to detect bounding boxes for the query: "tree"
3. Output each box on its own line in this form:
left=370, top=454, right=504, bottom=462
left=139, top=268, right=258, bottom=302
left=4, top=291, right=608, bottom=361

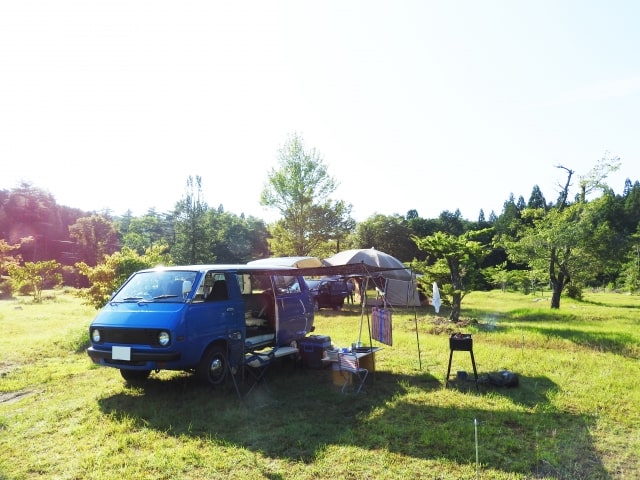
left=0, top=239, right=21, bottom=275
left=412, top=229, right=491, bottom=321
left=576, top=152, right=621, bottom=203
left=120, top=209, right=168, bottom=254
left=623, top=180, right=640, bottom=233
left=207, top=209, right=270, bottom=263
left=75, top=245, right=171, bottom=309
left=8, top=260, right=62, bottom=302
left=0, top=239, right=22, bottom=298
left=500, top=159, right=621, bottom=308
left=351, top=213, right=417, bottom=262
left=484, top=262, right=510, bottom=292
left=260, top=132, right=355, bottom=256
left=172, top=176, right=210, bottom=264
left=494, top=193, right=521, bottom=237
left=69, top=214, right=119, bottom=266
left=527, top=185, right=547, bottom=210
left=0, top=183, right=90, bottom=269
left=620, top=226, right=640, bottom=293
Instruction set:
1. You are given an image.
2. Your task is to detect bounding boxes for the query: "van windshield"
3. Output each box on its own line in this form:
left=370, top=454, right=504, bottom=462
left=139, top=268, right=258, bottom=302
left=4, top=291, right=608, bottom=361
left=111, top=271, right=198, bottom=302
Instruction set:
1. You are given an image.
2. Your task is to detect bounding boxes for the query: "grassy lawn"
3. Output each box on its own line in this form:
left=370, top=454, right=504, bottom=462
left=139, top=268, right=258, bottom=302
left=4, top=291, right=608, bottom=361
left=0, top=289, right=638, bottom=479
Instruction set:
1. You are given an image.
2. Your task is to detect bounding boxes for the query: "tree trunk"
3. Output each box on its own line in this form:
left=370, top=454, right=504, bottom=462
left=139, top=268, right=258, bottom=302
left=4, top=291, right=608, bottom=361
left=449, top=259, right=462, bottom=322
left=549, top=246, right=571, bottom=309
left=450, top=291, right=461, bottom=321
left=550, top=283, right=561, bottom=308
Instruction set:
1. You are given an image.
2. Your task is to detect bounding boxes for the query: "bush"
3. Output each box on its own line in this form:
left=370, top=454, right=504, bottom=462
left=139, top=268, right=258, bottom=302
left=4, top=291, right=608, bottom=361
left=0, top=277, right=12, bottom=299
left=565, top=282, right=583, bottom=300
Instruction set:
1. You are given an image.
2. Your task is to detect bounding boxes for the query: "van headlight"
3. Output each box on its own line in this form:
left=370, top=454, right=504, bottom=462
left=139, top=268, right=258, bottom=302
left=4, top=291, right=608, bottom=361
left=158, top=330, right=170, bottom=346
left=91, top=328, right=101, bottom=343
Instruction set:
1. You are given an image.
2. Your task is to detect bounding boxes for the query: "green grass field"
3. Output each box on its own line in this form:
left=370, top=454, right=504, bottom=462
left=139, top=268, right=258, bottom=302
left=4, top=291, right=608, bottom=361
left=0, top=289, right=638, bottom=479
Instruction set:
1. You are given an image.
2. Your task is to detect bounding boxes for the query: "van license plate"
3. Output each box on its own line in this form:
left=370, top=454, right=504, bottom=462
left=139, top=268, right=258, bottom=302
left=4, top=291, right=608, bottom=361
left=112, top=346, right=131, bottom=361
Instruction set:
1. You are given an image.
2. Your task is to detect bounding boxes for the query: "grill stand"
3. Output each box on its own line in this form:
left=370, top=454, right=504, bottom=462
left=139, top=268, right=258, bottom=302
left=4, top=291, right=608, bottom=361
left=446, top=334, right=479, bottom=391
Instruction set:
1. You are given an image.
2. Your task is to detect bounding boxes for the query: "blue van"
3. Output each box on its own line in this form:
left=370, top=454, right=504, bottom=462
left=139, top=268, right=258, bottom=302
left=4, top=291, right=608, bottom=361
left=87, top=265, right=314, bottom=385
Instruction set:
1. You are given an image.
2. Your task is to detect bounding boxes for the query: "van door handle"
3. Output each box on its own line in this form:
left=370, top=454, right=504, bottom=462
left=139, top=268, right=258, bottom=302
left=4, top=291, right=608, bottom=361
left=226, top=307, right=235, bottom=312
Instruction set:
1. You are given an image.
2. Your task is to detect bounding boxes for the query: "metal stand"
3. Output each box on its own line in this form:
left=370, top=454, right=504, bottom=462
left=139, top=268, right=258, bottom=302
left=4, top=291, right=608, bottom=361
left=446, top=334, right=478, bottom=390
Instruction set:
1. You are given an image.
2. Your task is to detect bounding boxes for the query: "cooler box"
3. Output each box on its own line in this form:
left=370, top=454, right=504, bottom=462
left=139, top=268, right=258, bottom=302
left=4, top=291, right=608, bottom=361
left=299, top=335, right=331, bottom=369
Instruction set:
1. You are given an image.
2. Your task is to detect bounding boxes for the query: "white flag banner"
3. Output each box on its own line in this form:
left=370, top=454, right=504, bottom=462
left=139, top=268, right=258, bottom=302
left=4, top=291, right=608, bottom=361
left=432, top=282, right=441, bottom=313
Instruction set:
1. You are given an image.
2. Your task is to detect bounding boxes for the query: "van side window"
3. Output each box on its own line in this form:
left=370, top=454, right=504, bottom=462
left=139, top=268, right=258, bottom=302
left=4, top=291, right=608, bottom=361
left=193, top=272, right=228, bottom=303
left=273, top=275, right=301, bottom=294
left=240, top=274, right=273, bottom=321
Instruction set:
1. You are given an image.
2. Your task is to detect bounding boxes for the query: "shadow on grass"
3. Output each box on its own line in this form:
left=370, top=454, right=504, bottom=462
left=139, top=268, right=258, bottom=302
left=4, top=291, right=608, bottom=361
left=581, top=297, right=640, bottom=309
left=446, top=373, right=558, bottom=408
left=98, top=364, right=610, bottom=479
left=518, top=325, right=639, bottom=358
left=461, top=305, right=639, bottom=359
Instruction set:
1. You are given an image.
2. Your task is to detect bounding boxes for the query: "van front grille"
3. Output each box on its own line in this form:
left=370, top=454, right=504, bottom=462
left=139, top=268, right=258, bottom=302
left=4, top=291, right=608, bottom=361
left=98, top=328, right=163, bottom=346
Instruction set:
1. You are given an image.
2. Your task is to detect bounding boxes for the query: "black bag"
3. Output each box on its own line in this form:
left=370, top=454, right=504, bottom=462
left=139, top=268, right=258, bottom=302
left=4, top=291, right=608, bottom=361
left=487, top=370, right=519, bottom=387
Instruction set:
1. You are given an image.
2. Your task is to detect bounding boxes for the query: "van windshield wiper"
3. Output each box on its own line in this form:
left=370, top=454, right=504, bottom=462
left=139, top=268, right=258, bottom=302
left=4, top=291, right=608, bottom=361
left=153, top=294, right=179, bottom=299
left=120, top=296, right=146, bottom=302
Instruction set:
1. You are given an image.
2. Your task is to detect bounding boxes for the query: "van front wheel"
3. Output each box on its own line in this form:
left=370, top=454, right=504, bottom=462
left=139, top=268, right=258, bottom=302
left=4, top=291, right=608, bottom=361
left=197, top=345, right=227, bottom=386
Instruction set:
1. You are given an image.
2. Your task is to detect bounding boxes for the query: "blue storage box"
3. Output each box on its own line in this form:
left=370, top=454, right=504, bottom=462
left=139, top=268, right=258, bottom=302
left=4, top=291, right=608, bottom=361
left=299, top=335, right=331, bottom=368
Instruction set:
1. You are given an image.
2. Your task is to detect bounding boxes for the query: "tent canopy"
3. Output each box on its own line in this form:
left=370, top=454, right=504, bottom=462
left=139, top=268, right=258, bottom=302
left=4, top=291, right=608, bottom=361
left=247, top=256, right=325, bottom=268
left=245, top=252, right=421, bottom=307
left=324, top=248, right=412, bottom=281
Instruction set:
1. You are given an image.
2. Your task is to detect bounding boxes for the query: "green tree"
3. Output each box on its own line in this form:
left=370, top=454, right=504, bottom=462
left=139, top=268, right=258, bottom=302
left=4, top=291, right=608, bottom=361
left=69, top=214, right=119, bottom=266
left=623, top=180, right=640, bottom=233
left=527, top=185, right=547, bottom=210
left=484, top=262, right=510, bottom=292
left=75, top=244, right=171, bottom=309
left=120, top=209, right=168, bottom=254
left=620, top=226, right=640, bottom=293
left=8, top=260, right=62, bottom=302
left=494, top=193, right=521, bottom=237
left=0, top=239, right=22, bottom=298
left=500, top=159, right=621, bottom=308
left=207, top=209, right=270, bottom=263
left=351, top=213, right=417, bottom=262
left=0, top=239, right=21, bottom=275
left=172, top=176, right=210, bottom=264
left=412, top=229, right=491, bottom=321
left=260, top=132, right=355, bottom=256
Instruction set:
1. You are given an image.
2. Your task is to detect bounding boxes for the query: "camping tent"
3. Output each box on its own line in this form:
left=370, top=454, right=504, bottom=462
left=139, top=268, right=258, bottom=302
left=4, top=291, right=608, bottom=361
left=324, top=248, right=421, bottom=307
left=384, top=278, right=422, bottom=307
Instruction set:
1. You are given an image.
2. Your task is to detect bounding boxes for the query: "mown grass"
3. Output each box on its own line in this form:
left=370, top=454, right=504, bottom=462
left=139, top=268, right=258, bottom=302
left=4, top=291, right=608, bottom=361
left=0, top=289, right=638, bottom=479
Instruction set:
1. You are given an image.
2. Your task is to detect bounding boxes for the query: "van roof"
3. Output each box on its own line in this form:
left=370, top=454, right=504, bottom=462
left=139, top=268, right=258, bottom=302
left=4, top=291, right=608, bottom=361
left=138, top=263, right=406, bottom=278
left=138, top=264, right=300, bottom=274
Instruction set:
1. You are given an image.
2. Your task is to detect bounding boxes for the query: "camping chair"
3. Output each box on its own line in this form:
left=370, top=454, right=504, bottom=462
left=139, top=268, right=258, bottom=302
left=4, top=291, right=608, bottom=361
left=226, top=330, right=246, bottom=399
left=226, top=329, right=274, bottom=398
left=226, top=331, right=279, bottom=399
left=338, top=352, right=368, bottom=394
left=207, top=279, right=229, bottom=301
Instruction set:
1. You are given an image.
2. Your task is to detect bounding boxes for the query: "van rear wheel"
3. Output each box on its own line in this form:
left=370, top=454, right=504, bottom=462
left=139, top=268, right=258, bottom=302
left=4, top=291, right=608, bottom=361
left=197, top=345, right=227, bottom=386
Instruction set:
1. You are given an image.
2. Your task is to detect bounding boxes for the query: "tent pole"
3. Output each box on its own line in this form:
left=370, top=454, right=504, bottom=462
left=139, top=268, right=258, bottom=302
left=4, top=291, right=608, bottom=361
left=358, top=276, right=368, bottom=345
left=411, top=267, right=422, bottom=370
left=414, top=308, right=422, bottom=370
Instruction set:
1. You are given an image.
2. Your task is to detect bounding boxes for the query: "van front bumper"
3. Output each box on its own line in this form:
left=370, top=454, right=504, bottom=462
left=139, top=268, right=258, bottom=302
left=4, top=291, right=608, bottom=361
left=87, top=346, right=181, bottom=363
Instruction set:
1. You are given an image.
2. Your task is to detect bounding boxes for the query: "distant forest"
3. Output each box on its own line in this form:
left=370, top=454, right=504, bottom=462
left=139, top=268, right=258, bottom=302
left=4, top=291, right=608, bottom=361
left=2, top=176, right=640, bottom=293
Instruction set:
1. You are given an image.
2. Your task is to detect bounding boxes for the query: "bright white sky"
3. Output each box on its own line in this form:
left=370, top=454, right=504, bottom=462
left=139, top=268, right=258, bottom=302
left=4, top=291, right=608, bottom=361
left=1, top=1, right=639, bottom=222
